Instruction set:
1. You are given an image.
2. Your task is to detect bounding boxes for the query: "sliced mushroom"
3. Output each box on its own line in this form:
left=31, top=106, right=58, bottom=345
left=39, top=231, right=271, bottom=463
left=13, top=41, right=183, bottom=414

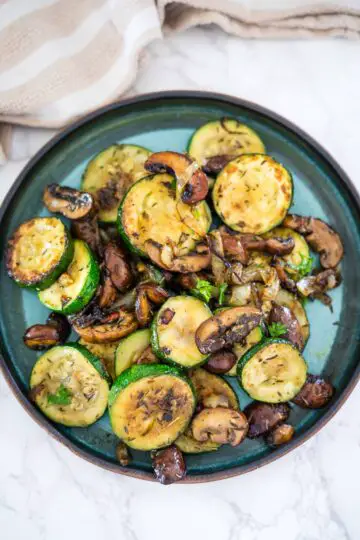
left=43, top=184, right=94, bottom=220
left=46, top=312, right=71, bottom=342
left=116, top=442, right=131, bottom=466
left=202, top=155, right=235, bottom=176
left=205, top=350, right=237, bottom=374
left=260, top=266, right=280, bottom=317
left=191, top=407, right=248, bottom=446
left=297, top=268, right=341, bottom=297
left=138, top=283, right=169, bottom=304
left=244, top=402, right=290, bottom=438
left=73, top=308, right=138, bottom=343
left=95, top=175, right=132, bottom=212
left=103, top=242, right=132, bottom=291
left=23, top=324, right=63, bottom=350
left=284, top=215, right=344, bottom=269
left=135, top=288, right=151, bottom=327
left=208, top=230, right=230, bottom=283
left=292, top=374, right=334, bottom=409
left=272, top=257, right=297, bottom=294
left=145, top=240, right=211, bottom=273
left=195, top=306, right=262, bottom=354
left=144, top=151, right=208, bottom=204
left=98, top=271, right=118, bottom=309
left=152, top=445, right=186, bottom=485
left=218, top=228, right=248, bottom=264
left=269, top=303, right=304, bottom=350
left=159, top=308, right=175, bottom=325
left=266, top=424, right=295, bottom=447
left=71, top=212, right=102, bottom=258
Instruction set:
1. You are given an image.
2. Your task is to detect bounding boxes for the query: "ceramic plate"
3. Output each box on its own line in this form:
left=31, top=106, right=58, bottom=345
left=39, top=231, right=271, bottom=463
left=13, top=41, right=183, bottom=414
left=1, top=91, right=360, bottom=483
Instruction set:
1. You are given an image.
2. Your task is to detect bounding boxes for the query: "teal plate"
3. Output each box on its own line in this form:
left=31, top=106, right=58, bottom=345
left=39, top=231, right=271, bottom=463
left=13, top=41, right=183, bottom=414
left=1, top=91, right=360, bottom=483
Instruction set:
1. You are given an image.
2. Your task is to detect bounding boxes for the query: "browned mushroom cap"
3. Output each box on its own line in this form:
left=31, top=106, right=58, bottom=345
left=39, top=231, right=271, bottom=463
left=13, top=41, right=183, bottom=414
left=23, top=324, right=62, bottom=350
left=272, top=257, right=297, bottom=294
left=284, top=215, right=344, bottom=269
left=202, top=155, right=235, bottom=176
left=138, top=283, right=169, bottom=304
left=191, top=407, right=248, bottom=446
left=145, top=240, right=211, bottom=273
left=98, top=271, right=118, bottom=309
left=135, top=288, right=152, bottom=327
left=144, top=151, right=209, bottom=204
left=73, top=309, right=138, bottom=343
left=195, top=306, right=262, bottom=354
left=244, top=402, right=290, bottom=438
left=43, top=184, right=94, bottom=220
left=46, top=312, right=71, bottom=342
left=152, top=445, right=186, bottom=485
left=266, top=424, right=295, bottom=447
left=71, top=213, right=102, bottom=258
left=269, top=303, right=304, bottom=350
left=297, top=268, right=341, bottom=297
left=205, top=350, right=237, bottom=374
left=292, top=374, right=334, bottom=408
left=104, top=242, right=132, bottom=291
left=116, top=442, right=131, bottom=466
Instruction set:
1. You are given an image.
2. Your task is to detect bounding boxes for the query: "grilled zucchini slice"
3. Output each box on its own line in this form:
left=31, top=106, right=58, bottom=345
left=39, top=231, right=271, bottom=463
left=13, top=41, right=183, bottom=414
left=238, top=339, right=307, bottom=403
left=30, top=343, right=110, bottom=426
left=6, top=217, right=73, bottom=290
left=109, top=364, right=196, bottom=450
left=118, top=174, right=211, bottom=256
left=82, top=144, right=151, bottom=223
left=275, top=289, right=310, bottom=345
left=115, top=329, right=151, bottom=376
left=38, top=240, right=100, bottom=315
left=213, top=154, right=293, bottom=234
left=151, top=296, right=212, bottom=368
left=226, top=326, right=264, bottom=376
left=188, top=118, right=265, bottom=167
left=264, top=226, right=311, bottom=278
left=189, top=368, right=239, bottom=409
left=78, top=339, right=120, bottom=380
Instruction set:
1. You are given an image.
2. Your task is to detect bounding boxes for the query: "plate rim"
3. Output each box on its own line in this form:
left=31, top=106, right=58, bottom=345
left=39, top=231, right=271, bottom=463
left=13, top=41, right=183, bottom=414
left=1, top=90, right=359, bottom=483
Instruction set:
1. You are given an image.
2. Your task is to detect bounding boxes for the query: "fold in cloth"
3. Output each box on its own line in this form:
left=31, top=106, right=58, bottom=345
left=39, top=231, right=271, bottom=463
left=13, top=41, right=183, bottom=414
left=1, top=0, right=359, bottom=161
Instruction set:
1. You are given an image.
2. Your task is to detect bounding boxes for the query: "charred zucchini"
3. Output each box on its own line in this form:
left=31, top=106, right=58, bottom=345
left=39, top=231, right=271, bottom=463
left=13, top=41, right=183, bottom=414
left=151, top=296, right=212, bottom=368
left=109, top=364, right=196, bottom=450
left=238, top=339, right=307, bottom=403
left=6, top=217, right=73, bottom=290
left=29, top=343, right=110, bottom=426
left=82, top=144, right=151, bottom=223
left=175, top=429, right=219, bottom=453
left=38, top=240, right=100, bottom=315
left=213, top=154, right=293, bottom=234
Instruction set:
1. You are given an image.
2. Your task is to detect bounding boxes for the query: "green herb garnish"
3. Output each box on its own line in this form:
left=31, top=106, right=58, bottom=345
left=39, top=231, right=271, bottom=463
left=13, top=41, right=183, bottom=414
left=192, top=207, right=201, bottom=220
left=192, top=279, right=214, bottom=303
left=218, top=283, right=228, bottom=306
left=286, top=254, right=313, bottom=279
left=170, top=178, right=177, bottom=190
left=47, top=384, right=72, bottom=406
left=268, top=322, right=287, bottom=338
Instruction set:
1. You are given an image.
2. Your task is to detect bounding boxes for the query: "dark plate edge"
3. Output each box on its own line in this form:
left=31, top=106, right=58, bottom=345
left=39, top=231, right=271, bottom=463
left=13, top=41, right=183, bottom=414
left=0, top=90, right=359, bottom=483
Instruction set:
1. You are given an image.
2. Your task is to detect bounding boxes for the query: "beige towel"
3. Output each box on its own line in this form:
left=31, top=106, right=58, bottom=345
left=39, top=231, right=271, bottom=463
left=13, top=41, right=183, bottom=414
left=1, top=0, right=359, bottom=161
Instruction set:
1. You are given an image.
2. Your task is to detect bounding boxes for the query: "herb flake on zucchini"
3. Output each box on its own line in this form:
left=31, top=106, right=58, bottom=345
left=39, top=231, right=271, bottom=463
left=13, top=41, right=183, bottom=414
left=39, top=240, right=100, bottom=315
left=213, top=154, right=293, bottom=234
left=109, top=364, right=196, bottom=451
left=238, top=338, right=307, bottom=403
left=30, top=342, right=110, bottom=426
left=82, top=144, right=151, bottom=223
left=6, top=217, right=73, bottom=290
left=151, top=296, right=212, bottom=369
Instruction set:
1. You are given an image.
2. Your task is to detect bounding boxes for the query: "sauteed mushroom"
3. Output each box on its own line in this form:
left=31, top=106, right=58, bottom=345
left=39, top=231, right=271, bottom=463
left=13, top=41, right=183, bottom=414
left=152, top=446, right=186, bottom=485
left=191, top=407, right=248, bottom=446
left=292, top=374, right=334, bottom=409
left=145, top=240, right=211, bottom=273
left=244, top=402, right=290, bottom=438
left=23, top=324, right=62, bottom=350
left=73, top=308, right=138, bottom=343
left=43, top=184, right=94, bottom=220
left=297, top=268, right=341, bottom=297
left=104, top=242, right=133, bottom=291
left=205, top=350, right=237, bottom=374
left=266, top=424, right=295, bottom=447
left=269, top=303, right=304, bottom=350
left=202, top=154, right=235, bottom=176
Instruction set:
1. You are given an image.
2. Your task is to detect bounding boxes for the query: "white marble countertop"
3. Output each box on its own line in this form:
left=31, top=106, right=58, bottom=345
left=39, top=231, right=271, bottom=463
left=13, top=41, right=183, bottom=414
left=1, top=27, right=360, bottom=540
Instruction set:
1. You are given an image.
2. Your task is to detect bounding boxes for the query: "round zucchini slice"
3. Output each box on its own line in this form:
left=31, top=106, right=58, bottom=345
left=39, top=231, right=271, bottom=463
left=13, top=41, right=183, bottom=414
left=226, top=326, right=264, bottom=376
left=213, top=154, right=293, bottom=234
left=264, top=227, right=311, bottom=278
left=238, top=339, right=307, bottom=403
left=30, top=343, right=110, bottom=427
left=82, top=144, right=151, bottom=223
left=6, top=217, right=73, bottom=290
left=38, top=240, right=100, bottom=315
left=151, top=296, right=212, bottom=368
left=188, top=118, right=265, bottom=167
left=190, top=368, right=239, bottom=409
left=109, top=364, right=196, bottom=450
left=78, top=339, right=120, bottom=380
left=115, top=329, right=151, bottom=377
left=275, top=289, right=310, bottom=345
left=118, top=174, right=211, bottom=256
left=175, top=429, right=219, bottom=454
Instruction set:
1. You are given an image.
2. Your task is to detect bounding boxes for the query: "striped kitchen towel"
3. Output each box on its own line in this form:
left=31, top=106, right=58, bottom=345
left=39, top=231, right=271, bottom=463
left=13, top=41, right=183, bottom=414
left=1, top=0, right=359, bottom=162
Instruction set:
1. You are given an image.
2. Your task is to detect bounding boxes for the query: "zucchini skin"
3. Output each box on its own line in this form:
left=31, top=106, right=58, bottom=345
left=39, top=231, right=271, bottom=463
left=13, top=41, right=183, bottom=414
left=108, top=364, right=196, bottom=408
left=6, top=219, right=74, bottom=291
left=64, top=342, right=112, bottom=385
left=38, top=240, right=100, bottom=315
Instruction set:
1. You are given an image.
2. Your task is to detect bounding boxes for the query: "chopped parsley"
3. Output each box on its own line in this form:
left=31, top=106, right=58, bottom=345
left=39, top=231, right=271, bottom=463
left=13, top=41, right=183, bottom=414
left=47, top=384, right=72, bottom=406
left=286, top=254, right=313, bottom=279
left=218, top=283, right=228, bottom=306
left=268, top=322, right=287, bottom=338
left=192, top=279, right=214, bottom=303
